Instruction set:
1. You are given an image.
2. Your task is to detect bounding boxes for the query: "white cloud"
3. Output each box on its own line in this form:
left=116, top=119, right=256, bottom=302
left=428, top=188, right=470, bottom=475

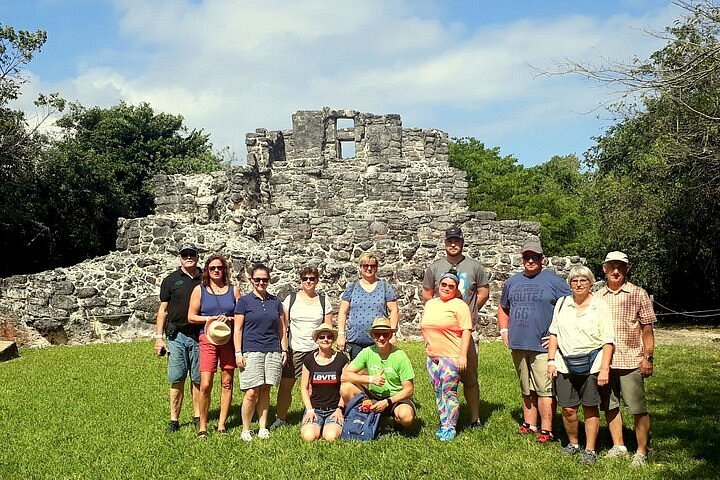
left=25, top=1, right=684, bottom=162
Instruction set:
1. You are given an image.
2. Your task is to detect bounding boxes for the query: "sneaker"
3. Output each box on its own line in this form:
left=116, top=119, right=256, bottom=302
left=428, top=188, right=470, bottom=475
left=257, top=428, right=270, bottom=439
left=536, top=430, right=555, bottom=443
left=605, top=445, right=629, bottom=459
left=193, top=416, right=200, bottom=429
left=468, top=420, right=484, bottom=430
left=168, top=420, right=180, bottom=433
left=561, top=443, right=582, bottom=456
left=631, top=453, right=648, bottom=467
left=196, top=431, right=208, bottom=440
left=240, top=430, right=253, bottom=442
left=518, top=422, right=537, bottom=434
left=269, top=418, right=286, bottom=431
left=438, top=428, right=457, bottom=441
left=580, top=450, right=598, bottom=464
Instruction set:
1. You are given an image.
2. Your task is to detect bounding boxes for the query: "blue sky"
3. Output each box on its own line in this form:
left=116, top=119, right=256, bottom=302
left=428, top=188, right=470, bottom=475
left=2, top=0, right=682, bottom=165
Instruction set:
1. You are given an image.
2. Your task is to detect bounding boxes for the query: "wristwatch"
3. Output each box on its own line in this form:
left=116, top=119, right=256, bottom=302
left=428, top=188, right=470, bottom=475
left=645, top=355, right=654, bottom=363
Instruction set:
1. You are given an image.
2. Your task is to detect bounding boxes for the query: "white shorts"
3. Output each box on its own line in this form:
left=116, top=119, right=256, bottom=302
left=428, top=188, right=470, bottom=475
left=239, top=351, right=282, bottom=390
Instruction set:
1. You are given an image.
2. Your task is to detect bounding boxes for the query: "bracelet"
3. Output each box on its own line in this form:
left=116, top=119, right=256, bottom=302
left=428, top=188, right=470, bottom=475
left=547, top=359, right=556, bottom=364
left=337, top=332, right=346, bottom=337
left=235, top=351, right=243, bottom=357
left=153, top=334, right=164, bottom=340
left=499, top=328, right=509, bottom=334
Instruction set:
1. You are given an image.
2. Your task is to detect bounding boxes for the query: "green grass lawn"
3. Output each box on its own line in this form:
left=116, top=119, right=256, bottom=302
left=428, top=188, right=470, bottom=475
left=1, top=340, right=718, bottom=479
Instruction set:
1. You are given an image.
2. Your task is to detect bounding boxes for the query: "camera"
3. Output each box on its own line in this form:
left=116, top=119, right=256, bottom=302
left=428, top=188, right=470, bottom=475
left=159, top=346, right=167, bottom=357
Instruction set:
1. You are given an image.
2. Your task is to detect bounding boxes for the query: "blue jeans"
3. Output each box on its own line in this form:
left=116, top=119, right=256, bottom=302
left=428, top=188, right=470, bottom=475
left=167, top=332, right=200, bottom=384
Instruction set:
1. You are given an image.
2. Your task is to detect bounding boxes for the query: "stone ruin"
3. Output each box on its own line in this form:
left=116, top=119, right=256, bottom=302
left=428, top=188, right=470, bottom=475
left=0, top=108, right=583, bottom=347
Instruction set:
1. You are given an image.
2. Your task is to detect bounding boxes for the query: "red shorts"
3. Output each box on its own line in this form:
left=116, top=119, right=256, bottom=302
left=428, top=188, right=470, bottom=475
left=199, top=334, right=236, bottom=372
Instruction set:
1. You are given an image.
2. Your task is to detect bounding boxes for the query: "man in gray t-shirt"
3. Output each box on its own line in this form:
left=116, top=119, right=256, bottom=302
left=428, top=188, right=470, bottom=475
left=422, top=226, right=490, bottom=428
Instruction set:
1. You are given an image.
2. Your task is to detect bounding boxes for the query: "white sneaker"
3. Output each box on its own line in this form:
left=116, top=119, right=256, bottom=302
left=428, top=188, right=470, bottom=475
left=269, top=418, right=286, bottom=431
left=605, top=445, right=629, bottom=458
left=240, top=430, right=253, bottom=442
left=257, top=428, right=270, bottom=440
left=631, top=452, right=648, bottom=467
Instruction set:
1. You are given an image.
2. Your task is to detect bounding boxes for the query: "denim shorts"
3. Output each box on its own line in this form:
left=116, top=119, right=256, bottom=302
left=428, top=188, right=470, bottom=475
left=167, top=331, right=200, bottom=385
left=303, top=408, right=341, bottom=428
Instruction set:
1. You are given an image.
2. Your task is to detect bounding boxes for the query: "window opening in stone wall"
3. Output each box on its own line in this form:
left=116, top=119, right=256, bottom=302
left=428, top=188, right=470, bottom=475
left=337, top=118, right=354, bottom=130
left=335, top=118, right=356, bottom=159
left=339, top=140, right=356, bottom=159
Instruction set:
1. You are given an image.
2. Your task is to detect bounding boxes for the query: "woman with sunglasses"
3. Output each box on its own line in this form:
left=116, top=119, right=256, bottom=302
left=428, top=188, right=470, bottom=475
left=299, top=324, right=348, bottom=441
left=337, top=252, right=399, bottom=360
left=547, top=265, right=614, bottom=464
left=421, top=271, right=472, bottom=441
left=233, top=263, right=288, bottom=442
left=188, top=254, right=241, bottom=438
left=269, top=266, right=334, bottom=431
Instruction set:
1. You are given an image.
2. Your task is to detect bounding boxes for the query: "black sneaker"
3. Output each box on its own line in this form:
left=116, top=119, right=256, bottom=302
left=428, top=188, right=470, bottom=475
left=468, top=420, right=484, bottom=430
left=168, top=420, right=180, bottom=433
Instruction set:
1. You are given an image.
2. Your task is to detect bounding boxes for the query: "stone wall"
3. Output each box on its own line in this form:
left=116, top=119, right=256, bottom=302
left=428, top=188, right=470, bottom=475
left=0, top=108, right=583, bottom=347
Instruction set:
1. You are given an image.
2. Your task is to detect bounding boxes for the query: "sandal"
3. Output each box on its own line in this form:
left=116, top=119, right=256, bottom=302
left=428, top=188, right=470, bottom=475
left=217, top=428, right=228, bottom=435
left=196, top=430, right=208, bottom=439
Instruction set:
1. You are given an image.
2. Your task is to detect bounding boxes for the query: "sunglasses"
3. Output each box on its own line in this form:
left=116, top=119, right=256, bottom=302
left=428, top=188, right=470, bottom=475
left=208, top=266, right=225, bottom=272
left=522, top=253, right=543, bottom=262
left=371, top=331, right=391, bottom=338
left=360, top=264, right=377, bottom=270
left=301, top=276, right=318, bottom=282
left=439, top=282, right=456, bottom=289
left=252, top=277, right=270, bottom=284
left=316, top=334, right=334, bottom=340
left=180, top=252, right=197, bottom=259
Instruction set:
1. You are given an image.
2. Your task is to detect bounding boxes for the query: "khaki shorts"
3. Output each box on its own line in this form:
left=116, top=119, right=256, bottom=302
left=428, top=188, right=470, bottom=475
left=281, top=350, right=313, bottom=379
left=600, top=368, right=648, bottom=415
left=511, top=349, right=553, bottom=397
left=459, top=341, right=479, bottom=387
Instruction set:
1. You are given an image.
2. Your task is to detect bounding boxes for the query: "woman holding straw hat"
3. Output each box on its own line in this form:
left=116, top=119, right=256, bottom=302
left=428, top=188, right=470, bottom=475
left=188, top=254, right=241, bottom=438
left=299, top=324, right=348, bottom=442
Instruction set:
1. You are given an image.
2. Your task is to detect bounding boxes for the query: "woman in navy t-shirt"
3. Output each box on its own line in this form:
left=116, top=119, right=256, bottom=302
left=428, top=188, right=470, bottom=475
left=233, top=264, right=288, bottom=442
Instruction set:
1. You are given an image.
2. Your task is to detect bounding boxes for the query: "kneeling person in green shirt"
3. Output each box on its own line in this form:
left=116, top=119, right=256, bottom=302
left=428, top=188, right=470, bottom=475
left=340, top=317, right=416, bottom=431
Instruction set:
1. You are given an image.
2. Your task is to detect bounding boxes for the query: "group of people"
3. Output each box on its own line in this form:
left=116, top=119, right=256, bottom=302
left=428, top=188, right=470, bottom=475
left=498, top=242, right=655, bottom=466
left=153, top=227, right=655, bottom=465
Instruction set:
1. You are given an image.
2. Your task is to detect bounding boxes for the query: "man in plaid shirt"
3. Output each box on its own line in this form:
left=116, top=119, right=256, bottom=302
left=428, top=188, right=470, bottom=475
left=599, top=251, right=656, bottom=467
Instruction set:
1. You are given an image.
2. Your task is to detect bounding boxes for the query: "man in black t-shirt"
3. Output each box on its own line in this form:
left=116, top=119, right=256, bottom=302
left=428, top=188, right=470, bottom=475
left=153, top=243, right=203, bottom=433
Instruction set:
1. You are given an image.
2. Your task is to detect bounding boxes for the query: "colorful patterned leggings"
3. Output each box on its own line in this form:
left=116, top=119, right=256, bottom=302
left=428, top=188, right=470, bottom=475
left=426, top=356, right=460, bottom=429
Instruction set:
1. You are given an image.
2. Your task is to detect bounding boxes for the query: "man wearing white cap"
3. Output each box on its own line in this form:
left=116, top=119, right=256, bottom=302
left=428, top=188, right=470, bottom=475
left=422, top=226, right=489, bottom=429
left=498, top=239, right=572, bottom=443
left=599, top=251, right=656, bottom=467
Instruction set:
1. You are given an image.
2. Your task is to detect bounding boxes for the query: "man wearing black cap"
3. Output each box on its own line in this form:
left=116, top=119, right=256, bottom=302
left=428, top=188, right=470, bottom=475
left=497, top=239, right=571, bottom=443
left=153, top=243, right=203, bottom=432
left=422, top=226, right=489, bottom=429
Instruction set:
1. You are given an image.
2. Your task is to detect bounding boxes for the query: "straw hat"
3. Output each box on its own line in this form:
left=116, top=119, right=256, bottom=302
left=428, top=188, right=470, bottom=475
left=366, top=317, right=397, bottom=333
left=312, top=324, right=338, bottom=342
left=206, top=320, right=231, bottom=346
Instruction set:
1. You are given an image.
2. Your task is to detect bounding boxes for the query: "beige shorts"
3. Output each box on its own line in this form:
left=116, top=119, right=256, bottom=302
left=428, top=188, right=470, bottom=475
left=600, top=368, right=648, bottom=415
left=511, top=349, right=553, bottom=397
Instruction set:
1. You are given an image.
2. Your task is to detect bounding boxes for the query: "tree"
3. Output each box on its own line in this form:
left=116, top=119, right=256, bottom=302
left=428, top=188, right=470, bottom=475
left=449, top=138, right=592, bottom=256
left=574, top=1, right=720, bottom=316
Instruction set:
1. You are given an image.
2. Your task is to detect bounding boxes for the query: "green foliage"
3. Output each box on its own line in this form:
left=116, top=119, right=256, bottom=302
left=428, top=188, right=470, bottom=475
left=583, top=4, right=720, bottom=312
left=0, top=340, right=717, bottom=479
left=449, top=138, right=593, bottom=256
left=0, top=21, right=222, bottom=274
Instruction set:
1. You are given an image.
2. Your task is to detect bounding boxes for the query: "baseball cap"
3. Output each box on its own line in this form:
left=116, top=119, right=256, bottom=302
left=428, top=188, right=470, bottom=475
left=178, top=242, right=198, bottom=254
left=521, top=239, right=543, bottom=254
left=603, top=251, right=629, bottom=264
left=445, top=226, right=463, bottom=240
